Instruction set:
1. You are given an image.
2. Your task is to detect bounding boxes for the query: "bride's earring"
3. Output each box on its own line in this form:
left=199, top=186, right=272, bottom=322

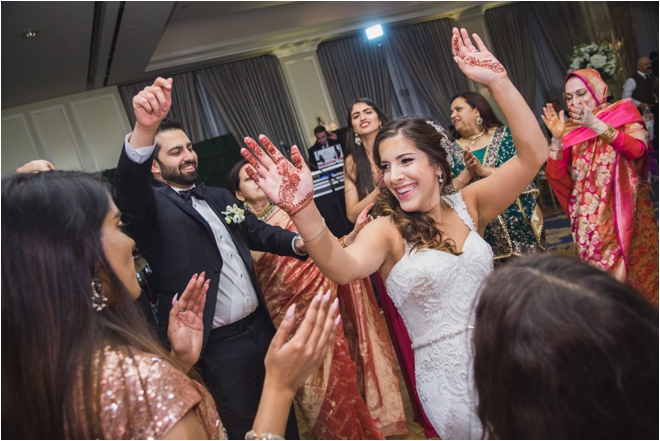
left=438, top=173, right=444, bottom=184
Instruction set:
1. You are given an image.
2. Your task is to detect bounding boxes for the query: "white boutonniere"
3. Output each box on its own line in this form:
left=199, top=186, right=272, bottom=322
left=222, top=204, right=245, bottom=225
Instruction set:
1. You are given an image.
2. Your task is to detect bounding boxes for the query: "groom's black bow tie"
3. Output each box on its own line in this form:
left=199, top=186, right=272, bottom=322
left=179, top=183, right=207, bottom=205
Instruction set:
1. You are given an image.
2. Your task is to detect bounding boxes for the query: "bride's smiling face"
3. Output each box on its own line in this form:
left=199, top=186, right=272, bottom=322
left=379, top=134, right=442, bottom=213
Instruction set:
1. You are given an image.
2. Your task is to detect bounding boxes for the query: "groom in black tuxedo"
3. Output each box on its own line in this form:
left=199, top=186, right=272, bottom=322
left=114, top=77, right=303, bottom=439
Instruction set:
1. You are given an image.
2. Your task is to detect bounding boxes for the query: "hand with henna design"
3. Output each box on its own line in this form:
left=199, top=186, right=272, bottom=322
left=241, top=135, right=316, bottom=218
left=452, top=28, right=507, bottom=87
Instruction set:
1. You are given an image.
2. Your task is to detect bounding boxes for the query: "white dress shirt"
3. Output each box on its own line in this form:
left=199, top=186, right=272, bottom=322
left=124, top=134, right=258, bottom=327
left=622, top=70, right=654, bottom=107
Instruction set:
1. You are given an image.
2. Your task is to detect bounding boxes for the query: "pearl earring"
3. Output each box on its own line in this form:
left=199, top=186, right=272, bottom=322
left=438, top=174, right=444, bottom=184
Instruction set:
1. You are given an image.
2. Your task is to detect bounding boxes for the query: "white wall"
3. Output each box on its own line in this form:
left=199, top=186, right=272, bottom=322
left=2, top=86, right=131, bottom=177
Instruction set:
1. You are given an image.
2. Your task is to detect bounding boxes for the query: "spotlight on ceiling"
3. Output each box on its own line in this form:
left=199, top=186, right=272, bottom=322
left=21, top=29, right=39, bottom=38
left=366, top=24, right=383, bottom=40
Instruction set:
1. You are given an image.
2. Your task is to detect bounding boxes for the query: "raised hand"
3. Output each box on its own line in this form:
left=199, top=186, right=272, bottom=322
left=344, top=202, right=374, bottom=247
left=264, top=291, right=340, bottom=395
left=241, top=135, right=315, bottom=218
left=452, top=28, right=507, bottom=87
left=16, top=159, right=56, bottom=173
left=168, top=272, right=209, bottom=371
left=541, top=103, right=566, bottom=139
left=567, top=97, right=598, bottom=129
left=133, top=77, right=173, bottom=131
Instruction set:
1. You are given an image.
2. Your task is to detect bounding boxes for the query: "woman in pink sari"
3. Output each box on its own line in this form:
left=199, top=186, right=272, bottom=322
left=228, top=159, right=407, bottom=439
left=542, top=68, right=658, bottom=306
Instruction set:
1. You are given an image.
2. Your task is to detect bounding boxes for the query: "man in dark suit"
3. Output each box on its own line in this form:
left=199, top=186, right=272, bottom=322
left=307, top=125, right=344, bottom=170
left=114, top=77, right=303, bottom=439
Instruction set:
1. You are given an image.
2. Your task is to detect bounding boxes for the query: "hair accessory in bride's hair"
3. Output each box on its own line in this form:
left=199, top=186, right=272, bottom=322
left=425, top=120, right=452, bottom=156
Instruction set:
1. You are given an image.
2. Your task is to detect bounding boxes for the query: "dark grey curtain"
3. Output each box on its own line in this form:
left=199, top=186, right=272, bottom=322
left=118, top=71, right=206, bottom=142
left=317, top=35, right=391, bottom=124
left=484, top=3, right=537, bottom=109
left=530, top=2, right=591, bottom=72
left=197, top=55, right=305, bottom=154
left=388, top=18, right=469, bottom=125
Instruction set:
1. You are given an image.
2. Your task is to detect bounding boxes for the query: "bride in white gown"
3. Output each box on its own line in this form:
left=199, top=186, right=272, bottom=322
left=239, top=28, right=548, bottom=439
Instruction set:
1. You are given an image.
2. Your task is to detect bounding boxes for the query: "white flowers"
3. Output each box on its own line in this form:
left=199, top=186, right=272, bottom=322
left=567, top=42, right=616, bottom=81
left=222, top=204, right=245, bottom=224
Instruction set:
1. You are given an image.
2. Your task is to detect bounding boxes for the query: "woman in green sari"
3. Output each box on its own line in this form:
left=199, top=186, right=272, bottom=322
left=445, top=91, right=546, bottom=266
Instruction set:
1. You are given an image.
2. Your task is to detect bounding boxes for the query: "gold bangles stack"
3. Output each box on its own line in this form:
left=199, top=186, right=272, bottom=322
left=598, top=124, right=618, bottom=144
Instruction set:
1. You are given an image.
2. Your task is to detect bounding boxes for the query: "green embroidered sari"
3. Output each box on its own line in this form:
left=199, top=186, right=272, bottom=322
left=445, top=126, right=546, bottom=264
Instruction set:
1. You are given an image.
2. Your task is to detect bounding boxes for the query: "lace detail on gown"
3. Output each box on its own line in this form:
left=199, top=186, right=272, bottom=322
left=385, top=192, right=493, bottom=439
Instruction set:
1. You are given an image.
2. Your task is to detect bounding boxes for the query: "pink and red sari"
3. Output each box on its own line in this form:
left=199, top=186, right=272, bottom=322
left=546, top=69, right=658, bottom=306
left=251, top=207, right=408, bottom=439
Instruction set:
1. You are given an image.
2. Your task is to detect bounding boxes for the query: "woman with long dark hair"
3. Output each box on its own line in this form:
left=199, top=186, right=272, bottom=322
left=240, top=28, right=549, bottom=438
left=344, top=99, right=439, bottom=437
left=446, top=91, right=545, bottom=265
left=473, top=253, right=658, bottom=439
left=2, top=171, right=339, bottom=439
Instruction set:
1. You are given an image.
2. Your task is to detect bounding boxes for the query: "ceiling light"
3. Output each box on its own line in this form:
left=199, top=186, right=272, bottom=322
left=366, top=25, right=383, bottom=40
left=21, top=29, right=39, bottom=38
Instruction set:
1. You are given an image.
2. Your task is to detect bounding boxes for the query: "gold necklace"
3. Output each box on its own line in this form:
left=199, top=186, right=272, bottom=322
left=466, top=129, right=486, bottom=149
left=255, top=203, right=276, bottom=222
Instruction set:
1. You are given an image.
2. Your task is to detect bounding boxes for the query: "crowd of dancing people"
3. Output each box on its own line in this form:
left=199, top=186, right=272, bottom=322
left=3, top=28, right=658, bottom=440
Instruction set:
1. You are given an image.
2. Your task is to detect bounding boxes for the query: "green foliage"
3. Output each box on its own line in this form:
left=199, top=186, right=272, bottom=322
left=101, top=133, right=243, bottom=193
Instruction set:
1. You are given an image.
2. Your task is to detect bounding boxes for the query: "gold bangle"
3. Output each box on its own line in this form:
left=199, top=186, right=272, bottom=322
left=598, top=124, right=618, bottom=144
left=456, top=175, right=469, bottom=186
left=300, top=217, right=327, bottom=242
left=340, top=236, right=348, bottom=248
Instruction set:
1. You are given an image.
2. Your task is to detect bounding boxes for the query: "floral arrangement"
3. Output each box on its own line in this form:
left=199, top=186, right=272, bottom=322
left=222, top=204, right=245, bottom=225
left=568, top=42, right=616, bottom=81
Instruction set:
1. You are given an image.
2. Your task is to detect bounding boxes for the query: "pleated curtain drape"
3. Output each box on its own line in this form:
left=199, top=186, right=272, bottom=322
left=484, top=3, right=537, bottom=112
left=316, top=35, right=392, bottom=124
left=118, top=71, right=206, bottom=142
left=388, top=18, right=470, bottom=125
left=197, top=55, right=305, bottom=154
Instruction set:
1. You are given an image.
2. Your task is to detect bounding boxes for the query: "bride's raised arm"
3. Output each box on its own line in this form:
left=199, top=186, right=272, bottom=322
left=451, top=28, right=548, bottom=232
left=240, top=135, right=395, bottom=284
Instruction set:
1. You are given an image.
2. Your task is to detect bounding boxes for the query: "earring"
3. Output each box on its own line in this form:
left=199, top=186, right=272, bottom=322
left=475, top=115, right=483, bottom=128
left=91, top=278, right=108, bottom=311
left=438, top=174, right=444, bottom=184
left=354, top=133, right=362, bottom=146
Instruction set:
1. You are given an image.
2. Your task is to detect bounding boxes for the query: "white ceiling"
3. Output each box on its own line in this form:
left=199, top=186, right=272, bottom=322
left=1, top=1, right=485, bottom=109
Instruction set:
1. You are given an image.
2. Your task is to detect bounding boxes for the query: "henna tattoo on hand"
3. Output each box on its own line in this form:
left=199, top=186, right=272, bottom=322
left=287, top=191, right=314, bottom=218
left=245, top=165, right=260, bottom=183
left=452, top=36, right=461, bottom=57
left=463, top=56, right=505, bottom=73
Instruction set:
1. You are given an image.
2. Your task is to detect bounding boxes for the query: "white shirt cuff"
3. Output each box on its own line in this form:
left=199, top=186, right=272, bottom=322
left=124, top=132, right=157, bottom=164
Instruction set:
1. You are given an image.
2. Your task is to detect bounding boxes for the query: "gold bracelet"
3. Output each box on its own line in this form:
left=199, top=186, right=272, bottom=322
left=598, top=124, right=618, bottom=144
left=456, top=175, right=470, bottom=186
left=340, top=237, right=348, bottom=248
left=300, top=217, right=327, bottom=242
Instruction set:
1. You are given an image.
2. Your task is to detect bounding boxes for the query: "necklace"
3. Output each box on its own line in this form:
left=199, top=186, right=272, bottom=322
left=255, top=203, right=276, bottom=222
left=465, top=129, right=486, bottom=149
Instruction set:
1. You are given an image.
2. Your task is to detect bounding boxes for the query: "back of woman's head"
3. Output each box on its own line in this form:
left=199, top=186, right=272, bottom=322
left=372, top=117, right=459, bottom=254
left=473, top=253, right=659, bottom=439
left=2, top=171, right=159, bottom=438
left=344, top=98, right=390, bottom=199
left=227, top=158, right=249, bottom=197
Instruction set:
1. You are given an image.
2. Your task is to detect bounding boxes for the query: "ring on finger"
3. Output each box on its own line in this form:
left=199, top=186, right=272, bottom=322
left=470, top=49, right=479, bottom=53
left=179, top=308, right=186, bottom=313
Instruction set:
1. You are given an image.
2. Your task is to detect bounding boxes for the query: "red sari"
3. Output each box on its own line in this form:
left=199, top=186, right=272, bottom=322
left=547, top=69, right=659, bottom=306
left=250, top=207, right=407, bottom=439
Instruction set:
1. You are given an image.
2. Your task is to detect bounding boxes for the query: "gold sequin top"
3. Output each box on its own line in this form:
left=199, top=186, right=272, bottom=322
left=73, top=346, right=226, bottom=439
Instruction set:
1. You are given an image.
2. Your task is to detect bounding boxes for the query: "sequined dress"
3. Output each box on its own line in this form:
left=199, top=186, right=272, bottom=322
left=76, top=346, right=226, bottom=439
left=385, top=192, right=493, bottom=439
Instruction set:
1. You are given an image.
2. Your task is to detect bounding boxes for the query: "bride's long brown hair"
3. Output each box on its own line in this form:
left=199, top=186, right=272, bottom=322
left=372, top=117, right=461, bottom=255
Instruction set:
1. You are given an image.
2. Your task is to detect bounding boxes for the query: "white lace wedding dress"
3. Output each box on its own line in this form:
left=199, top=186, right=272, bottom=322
left=386, top=192, right=493, bottom=440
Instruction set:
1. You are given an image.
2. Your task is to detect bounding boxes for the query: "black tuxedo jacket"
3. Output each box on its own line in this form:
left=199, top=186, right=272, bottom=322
left=114, top=147, right=302, bottom=355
